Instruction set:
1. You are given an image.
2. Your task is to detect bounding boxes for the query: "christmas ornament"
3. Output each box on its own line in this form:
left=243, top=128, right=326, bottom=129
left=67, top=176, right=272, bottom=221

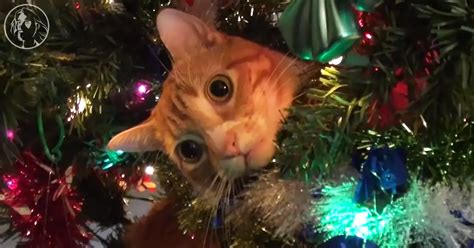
left=367, top=76, right=428, bottom=129
left=354, top=11, right=386, bottom=55
left=354, top=0, right=384, bottom=12
left=279, top=0, right=360, bottom=63
left=1, top=152, right=89, bottom=248
left=320, top=235, right=378, bottom=248
left=353, top=146, right=408, bottom=204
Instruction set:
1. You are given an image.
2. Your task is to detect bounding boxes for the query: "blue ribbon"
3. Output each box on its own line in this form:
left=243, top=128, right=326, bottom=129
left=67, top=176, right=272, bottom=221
left=353, top=146, right=408, bottom=204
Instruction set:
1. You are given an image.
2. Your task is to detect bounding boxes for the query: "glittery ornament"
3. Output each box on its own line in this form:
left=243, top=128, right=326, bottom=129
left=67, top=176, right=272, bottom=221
left=354, top=11, right=386, bottom=55
left=0, top=152, right=89, bottom=248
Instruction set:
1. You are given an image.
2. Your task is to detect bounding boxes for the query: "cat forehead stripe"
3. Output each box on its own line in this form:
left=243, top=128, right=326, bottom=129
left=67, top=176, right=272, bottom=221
left=225, top=50, right=265, bottom=69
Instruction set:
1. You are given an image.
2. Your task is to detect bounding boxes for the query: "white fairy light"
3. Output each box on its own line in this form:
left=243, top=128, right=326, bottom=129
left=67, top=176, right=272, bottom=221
left=145, top=165, right=155, bottom=175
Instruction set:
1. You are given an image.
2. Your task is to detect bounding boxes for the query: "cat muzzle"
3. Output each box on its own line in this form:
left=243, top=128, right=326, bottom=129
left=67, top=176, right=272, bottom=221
left=219, top=156, right=247, bottom=179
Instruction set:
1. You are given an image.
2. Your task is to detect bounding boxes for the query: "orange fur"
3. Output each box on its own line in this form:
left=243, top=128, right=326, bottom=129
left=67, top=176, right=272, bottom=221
left=125, top=196, right=220, bottom=248
left=109, top=8, right=306, bottom=246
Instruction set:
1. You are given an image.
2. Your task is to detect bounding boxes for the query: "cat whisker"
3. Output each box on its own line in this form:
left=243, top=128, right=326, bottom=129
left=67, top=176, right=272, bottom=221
left=224, top=179, right=234, bottom=245
left=268, top=50, right=293, bottom=84
left=273, top=57, right=299, bottom=90
left=203, top=175, right=226, bottom=248
left=172, top=66, right=189, bottom=87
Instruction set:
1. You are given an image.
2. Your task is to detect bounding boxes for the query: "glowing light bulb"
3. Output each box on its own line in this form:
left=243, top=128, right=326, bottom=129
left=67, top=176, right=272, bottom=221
left=145, top=165, right=155, bottom=175
left=328, top=56, right=344, bottom=65
left=353, top=212, right=369, bottom=226
left=6, top=129, right=15, bottom=141
left=77, top=97, right=87, bottom=113
left=4, top=176, right=18, bottom=190
left=138, top=85, right=147, bottom=94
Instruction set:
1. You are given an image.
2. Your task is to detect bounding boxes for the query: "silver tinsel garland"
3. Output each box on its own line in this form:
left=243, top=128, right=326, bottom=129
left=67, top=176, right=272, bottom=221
left=228, top=171, right=315, bottom=239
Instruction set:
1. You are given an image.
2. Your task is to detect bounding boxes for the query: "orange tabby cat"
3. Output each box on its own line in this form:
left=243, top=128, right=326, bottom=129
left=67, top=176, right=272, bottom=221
left=108, top=8, right=306, bottom=247
left=109, top=8, right=304, bottom=191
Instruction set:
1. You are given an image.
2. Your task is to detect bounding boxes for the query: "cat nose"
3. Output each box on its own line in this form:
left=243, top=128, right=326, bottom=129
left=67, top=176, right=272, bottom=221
left=222, top=131, right=242, bottom=158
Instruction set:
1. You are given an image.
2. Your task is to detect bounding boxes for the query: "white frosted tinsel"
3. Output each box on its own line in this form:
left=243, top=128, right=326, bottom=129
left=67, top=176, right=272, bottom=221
left=427, top=183, right=474, bottom=247
left=228, top=171, right=314, bottom=239
left=312, top=179, right=474, bottom=248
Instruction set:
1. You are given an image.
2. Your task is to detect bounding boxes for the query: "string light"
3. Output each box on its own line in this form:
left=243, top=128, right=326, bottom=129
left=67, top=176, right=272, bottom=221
left=3, top=175, right=18, bottom=190
left=6, top=129, right=15, bottom=141
left=145, top=165, right=155, bottom=175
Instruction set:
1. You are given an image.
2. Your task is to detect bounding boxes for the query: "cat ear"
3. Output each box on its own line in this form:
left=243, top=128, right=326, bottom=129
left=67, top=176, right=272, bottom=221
left=156, top=8, right=224, bottom=60
left=108, top=122, right=162, bottom=152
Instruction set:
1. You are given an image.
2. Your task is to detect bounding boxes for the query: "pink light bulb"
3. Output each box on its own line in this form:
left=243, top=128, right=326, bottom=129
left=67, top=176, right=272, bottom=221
left=137, top=85, right=147, bottom=94
left=3, top=175, right=18, bottom=190
left=6, top=129, right=14, bottom=141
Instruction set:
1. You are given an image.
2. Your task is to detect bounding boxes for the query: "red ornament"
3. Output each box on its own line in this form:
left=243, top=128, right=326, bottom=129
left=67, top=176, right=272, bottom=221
left=74, top=1, right=81, bottom=10
left=185, top=0, right=194, bottom=6
left=368, top=76, right=427, bottom=129
left=390, top=81, right=409, bottom=111
left=354, top=11, right=386, bottom=55
left=0, top=153, right=90, bottom=248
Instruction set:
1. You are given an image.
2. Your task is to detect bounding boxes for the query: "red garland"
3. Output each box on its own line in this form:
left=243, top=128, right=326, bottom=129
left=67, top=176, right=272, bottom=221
left=1, top=152, right=90, bottom=248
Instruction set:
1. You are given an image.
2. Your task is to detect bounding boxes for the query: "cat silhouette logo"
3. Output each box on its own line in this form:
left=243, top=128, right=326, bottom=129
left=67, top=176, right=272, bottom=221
left=4, top=4, right=49, bottom=49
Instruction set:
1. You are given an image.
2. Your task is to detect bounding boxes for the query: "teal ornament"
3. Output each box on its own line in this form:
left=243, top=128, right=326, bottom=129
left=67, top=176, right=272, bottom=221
left=355, top=0, right=384, bottom=12
left=279, top=0, right=360, bottom=63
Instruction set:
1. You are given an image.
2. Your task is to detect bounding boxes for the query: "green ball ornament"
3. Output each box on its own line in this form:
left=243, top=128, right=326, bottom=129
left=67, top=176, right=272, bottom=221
left=279, top=0, right=360, bottom=63
left=355, top=0, right=384, bottom=12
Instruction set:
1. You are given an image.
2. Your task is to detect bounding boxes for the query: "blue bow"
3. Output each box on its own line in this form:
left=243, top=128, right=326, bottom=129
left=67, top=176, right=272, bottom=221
left=353, top=146, right=408, bottom=204
left=319, top=235, right=378, bottom=248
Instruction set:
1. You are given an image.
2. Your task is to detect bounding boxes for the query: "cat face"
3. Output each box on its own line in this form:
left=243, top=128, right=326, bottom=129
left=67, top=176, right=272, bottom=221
left=108, top=9, right=301, bottom=192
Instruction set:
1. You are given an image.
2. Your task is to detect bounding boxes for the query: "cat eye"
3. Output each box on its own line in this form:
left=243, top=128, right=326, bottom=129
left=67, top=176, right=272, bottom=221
left=207, top=75, right=233, bottom=102
left=177, top=140, right=204, bottom=163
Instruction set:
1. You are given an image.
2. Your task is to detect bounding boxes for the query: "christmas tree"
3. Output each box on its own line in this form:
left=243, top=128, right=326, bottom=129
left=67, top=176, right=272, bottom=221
left=0, top=0, right=473, bottom=247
